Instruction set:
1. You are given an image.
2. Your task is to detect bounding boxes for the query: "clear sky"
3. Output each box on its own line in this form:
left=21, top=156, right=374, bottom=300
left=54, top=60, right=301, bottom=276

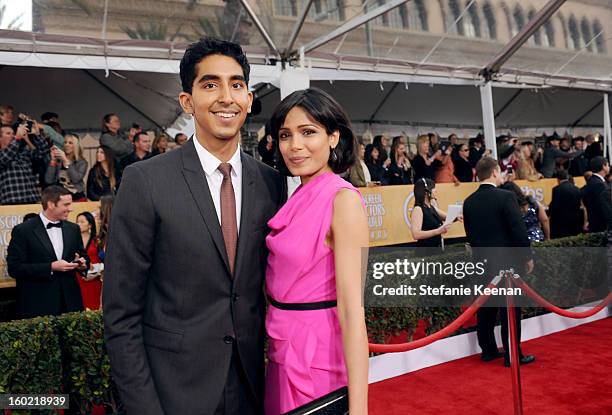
left=0, top=0, right=32, bottom=31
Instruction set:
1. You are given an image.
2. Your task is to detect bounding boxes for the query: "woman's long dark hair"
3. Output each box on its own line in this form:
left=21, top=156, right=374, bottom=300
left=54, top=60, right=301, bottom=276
left=269, top=88, right=357, bottom=176
left=390, top=139, right=404, bottom=166
left=77, top=211, right=97, bottom=249
left=414, top=178, right=436, bottom=208
left=364, top=144, right=377, bottom=165
left=98, top=195, right=115, bottom=249
left=500, top=181, right=528, bottom=207
left=94, top=146, right=117, bottom=191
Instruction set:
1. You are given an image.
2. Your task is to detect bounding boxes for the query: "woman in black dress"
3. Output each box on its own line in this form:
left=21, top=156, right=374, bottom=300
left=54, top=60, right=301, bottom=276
left=410, top=178, right=459, bottom=254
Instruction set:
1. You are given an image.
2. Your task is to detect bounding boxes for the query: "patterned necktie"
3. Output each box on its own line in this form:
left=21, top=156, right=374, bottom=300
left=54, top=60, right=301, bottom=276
left=218, top=163, right=237, bottom=275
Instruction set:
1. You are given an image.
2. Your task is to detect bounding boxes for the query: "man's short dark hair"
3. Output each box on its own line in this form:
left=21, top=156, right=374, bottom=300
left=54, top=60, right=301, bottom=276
left=41, top=185, right=71, bottom=210
left=174, top=133, right=186, bottom=141
left=590, top=156, right=608, bottom=173
left=475, top=157, right=499, bottom=181
left=134, top=132, right=148, bottom=143
left=179, top=37, right=250, bottom=94
left=556, top=170, right=569, bottom=181
left=41, top=112, right=59, bottom=122
left=23, top=212, right=39, bottom=222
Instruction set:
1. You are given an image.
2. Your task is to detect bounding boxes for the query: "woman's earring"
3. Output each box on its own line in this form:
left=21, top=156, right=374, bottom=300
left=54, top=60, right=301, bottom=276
left=330, top=146, right=338, bottom=162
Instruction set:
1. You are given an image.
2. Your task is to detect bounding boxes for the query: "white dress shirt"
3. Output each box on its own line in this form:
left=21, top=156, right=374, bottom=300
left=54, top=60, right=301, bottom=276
left=39, top=212, right=63, bottom=261
left=192, top=135, right=242, bottom=232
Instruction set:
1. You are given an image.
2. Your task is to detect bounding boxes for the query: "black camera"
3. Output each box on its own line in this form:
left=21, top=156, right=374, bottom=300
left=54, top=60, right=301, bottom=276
left=439, top=141, right=451, bottom=153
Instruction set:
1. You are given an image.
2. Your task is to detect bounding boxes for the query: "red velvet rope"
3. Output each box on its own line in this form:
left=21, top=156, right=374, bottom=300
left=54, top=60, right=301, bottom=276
left=513, top=278, right=612, bottom=319
left=368, top=277, right=611, bottom=353
left=368, top=283, right=496, bottom=353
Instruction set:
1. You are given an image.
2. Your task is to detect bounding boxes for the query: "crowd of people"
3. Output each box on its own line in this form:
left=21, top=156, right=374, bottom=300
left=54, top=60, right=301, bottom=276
left=327, top=131, right=605, bottom=188
left=0, top=105, right=189, bottom=204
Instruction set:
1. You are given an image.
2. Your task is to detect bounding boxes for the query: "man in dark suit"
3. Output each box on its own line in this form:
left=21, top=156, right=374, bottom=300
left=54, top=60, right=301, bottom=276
left=549, top=170, right=584, bottom=238
left=581, top=156, right=610, bottom=233
left=103, top=38, right=285, bottom=415
left=7, top=185, right=89, bottom=319
left=463, top=157, right=535, bottom=367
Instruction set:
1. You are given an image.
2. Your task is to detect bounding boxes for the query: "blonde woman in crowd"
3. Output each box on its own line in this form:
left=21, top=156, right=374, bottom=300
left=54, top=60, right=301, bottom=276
left=152, top=133, right=169, bottom=156
left=45, top=134, right=89, bottom=201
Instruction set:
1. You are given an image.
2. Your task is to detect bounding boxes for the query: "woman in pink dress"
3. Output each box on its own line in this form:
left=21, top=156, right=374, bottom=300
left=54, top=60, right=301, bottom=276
left=265, top=88, right=369, bottom=414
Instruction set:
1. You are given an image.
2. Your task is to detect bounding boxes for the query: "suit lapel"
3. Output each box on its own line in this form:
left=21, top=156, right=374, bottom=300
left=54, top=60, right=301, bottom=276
left=233, top=153, right=256, bottom=283
left=61, top=222, right=70, bottom=260
left=181, top=139, right=231, bottom=275
left=32, top=217, right=57, bottom=259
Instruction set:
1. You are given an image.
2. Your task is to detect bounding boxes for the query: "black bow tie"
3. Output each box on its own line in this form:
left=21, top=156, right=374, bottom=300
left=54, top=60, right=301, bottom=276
left=46, top=222, right=62, bottom=229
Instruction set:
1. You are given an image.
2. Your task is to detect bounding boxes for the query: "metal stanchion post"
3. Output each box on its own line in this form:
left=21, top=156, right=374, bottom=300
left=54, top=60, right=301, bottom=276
left=506, top=271, right=524, bottom=415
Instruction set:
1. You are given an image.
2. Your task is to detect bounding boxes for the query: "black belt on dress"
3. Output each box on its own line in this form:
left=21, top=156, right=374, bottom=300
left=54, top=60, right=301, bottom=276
left=267, top=296, right=337, bottom=311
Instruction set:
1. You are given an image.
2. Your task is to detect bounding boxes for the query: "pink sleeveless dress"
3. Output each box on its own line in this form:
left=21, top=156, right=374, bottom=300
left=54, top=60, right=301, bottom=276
left=264, top=172, right=360, bottom=414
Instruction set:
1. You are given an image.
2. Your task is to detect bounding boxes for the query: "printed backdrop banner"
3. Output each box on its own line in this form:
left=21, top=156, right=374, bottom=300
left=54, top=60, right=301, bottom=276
left=359, top=178, right=586, bottom=247
left=0, top=178, right=588, bottom=285
left=0, top=202, right=99, bottom=286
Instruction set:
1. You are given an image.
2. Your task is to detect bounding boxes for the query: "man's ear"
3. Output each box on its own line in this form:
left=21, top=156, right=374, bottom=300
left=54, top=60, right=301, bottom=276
left=179, top=92, right=194, bottom=115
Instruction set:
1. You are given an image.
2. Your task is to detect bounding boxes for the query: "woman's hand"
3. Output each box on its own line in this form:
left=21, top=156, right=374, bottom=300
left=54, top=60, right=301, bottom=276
left=437, top=223, right=451, bottom=235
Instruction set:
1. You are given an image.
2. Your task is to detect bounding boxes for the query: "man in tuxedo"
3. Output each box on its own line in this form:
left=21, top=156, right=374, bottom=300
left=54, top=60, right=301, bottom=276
left=7, top=185, right=88, bottom=319
left=463, top=157, right=535, bottom=367
left=581, top=156, right=610, bottom=233
left=103, top=37, right=285, bottom=415
left=549, top=170, right=584, bottom=238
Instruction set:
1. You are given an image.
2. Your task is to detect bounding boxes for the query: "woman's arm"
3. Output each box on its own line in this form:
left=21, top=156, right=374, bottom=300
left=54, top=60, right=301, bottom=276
left=410, top=206, right=448, bottom=240
left=332, top=189, right=369, bottom=415
left=537, top=201, right=550, bottom=240
left=44, top=160, right=60, bottom=185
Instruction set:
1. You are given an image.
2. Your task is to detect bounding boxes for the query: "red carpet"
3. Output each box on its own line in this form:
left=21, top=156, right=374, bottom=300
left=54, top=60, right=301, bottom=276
left=370, top=317, right=612, bottom=414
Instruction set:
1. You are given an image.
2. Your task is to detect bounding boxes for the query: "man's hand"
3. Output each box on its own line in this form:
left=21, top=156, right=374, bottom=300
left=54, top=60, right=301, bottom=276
left=51, top=260, right=79, bottom=272
left=15, top=124, right=28, bottom=140
left=526, top=259, right=534, bottom=275
left=74, top=253, right=87, bottom=271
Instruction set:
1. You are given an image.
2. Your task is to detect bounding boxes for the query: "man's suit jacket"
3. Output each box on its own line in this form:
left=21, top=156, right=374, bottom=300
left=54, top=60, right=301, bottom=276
left=581, top=176, right=609, bottom=233
left=549, top=180, right=583, bottom=238
left=463, top=184, right=531, bottom=277
left=7, top=216, right=87, bottom=319
left=103, top=140, right=285, bottom=415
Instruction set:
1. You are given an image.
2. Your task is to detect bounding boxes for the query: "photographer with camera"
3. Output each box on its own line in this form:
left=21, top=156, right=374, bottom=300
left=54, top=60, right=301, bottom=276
left=0, top=115, right=51, bottom=204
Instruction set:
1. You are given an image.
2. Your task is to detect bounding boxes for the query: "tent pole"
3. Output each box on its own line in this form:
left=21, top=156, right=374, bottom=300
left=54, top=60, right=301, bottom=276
left=285, top=0, right=315, bottom=57
left=238, top=0, right=281, bottom=57
left=604, top=93, right=611, bottom=164
left=480, top=0, right=566, bottom=80
left=295, top=0, right=410, bottom=56
left=82, top=70, right=164, bottom=130
left=480, top=82, right=498, bottom=160
left=368, top=83, right=399, bottom=123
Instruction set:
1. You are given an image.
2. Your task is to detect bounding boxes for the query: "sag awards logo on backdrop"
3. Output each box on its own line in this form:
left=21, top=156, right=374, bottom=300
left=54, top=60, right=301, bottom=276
left=403, top=192, right=415, bottom=227
left=0, top=214, right=22, bottom=278
left=364, top=193, right=388, bottom=242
